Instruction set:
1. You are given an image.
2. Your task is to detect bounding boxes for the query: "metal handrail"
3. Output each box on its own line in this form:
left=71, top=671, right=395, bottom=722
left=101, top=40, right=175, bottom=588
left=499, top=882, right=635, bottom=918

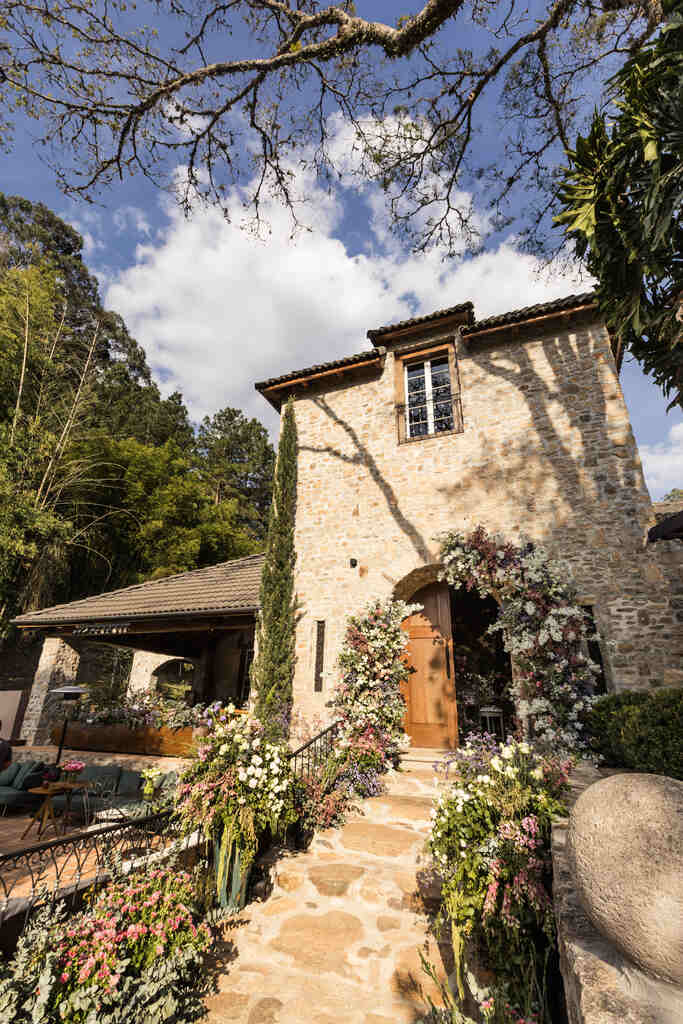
left=288, top=720, right=341, bottom=779
left=0, top=809, right=182, bottom=937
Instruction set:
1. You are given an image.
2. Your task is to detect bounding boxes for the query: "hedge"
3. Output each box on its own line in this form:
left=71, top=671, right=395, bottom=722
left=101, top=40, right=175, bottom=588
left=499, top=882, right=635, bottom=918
left=584, top=688, right=683, bottom=780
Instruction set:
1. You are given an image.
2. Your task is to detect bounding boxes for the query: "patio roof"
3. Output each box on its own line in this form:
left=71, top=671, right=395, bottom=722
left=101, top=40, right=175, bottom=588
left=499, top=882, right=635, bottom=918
left=12, top=553, right=264, bottom=630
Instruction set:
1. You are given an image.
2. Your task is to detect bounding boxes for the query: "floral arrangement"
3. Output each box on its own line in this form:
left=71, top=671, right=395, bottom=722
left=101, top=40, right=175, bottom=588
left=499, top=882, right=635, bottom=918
left=0, top=866, right=211, bottom=1024
left=428, top=735, right=570, bottom=1021
left=71, top=695, right=233, bottom=732
left=60, top=759, right=85, bottom=778
left=175, top=711, right=298, bottom=904
left=439, top=525, right=599, bottom=753
left=141, top=766, right=164, bottom=799
left=329, top=599, right=416, bottom=780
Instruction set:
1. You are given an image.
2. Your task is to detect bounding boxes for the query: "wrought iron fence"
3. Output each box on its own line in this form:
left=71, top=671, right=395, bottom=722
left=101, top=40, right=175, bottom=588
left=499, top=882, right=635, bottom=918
left=288, top=720, right=341, bottom=779
left=0, top=808, right=206, bottom=942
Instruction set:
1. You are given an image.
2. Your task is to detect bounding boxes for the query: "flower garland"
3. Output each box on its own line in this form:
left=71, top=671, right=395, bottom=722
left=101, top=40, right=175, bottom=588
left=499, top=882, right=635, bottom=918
left=439, top=525, right=598, bottom=753
left=328, top=599, right=416, bottom=777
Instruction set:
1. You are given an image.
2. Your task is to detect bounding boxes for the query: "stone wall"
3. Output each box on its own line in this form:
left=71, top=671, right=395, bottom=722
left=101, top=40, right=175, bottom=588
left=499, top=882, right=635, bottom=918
left=286, top=316, right=682, bottom=727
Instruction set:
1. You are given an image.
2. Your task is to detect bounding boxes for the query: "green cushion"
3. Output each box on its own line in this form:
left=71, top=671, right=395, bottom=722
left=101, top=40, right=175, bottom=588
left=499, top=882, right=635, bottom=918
left=117, top=769, right=141, bottom=797
left=13, top=761, right=39, bottom=790
left=0, top=762, right=19, bottom=786
left=82, top=764, right=121, bottom=785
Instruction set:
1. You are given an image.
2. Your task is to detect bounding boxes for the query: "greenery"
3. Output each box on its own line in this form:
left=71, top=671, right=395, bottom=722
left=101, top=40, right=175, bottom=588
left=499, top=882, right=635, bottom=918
left=0, top=4, right=662, bottom=254
left=252, top=397, right=298, bottom=742
left=584, top=688, right=683, bottom=779
left=0, top=194, right=274, bottom=636
left=439, top=525, right=600, bottom=753
left=0, top=867, right=211, bottom=1024
left=556, top=1, right=683, bottom=410
left=428, top=735, right=571, bottom=1022
left=71, top=694, right=230, bottom=731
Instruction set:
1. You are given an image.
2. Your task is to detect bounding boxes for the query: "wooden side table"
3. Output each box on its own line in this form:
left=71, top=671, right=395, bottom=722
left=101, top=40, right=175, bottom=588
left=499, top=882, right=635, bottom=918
left=21, top=780, right=90, bottom=840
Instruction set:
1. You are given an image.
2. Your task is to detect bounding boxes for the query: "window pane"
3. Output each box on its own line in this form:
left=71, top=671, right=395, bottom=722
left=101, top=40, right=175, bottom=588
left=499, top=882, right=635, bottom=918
left=430, top=358, right=451, bottom=393
left=407, top=363, right=426, bottom=400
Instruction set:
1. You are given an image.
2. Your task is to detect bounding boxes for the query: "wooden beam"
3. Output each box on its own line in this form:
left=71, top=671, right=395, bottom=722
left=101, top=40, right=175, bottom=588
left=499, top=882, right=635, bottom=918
left=262, top=356, right=383, bottom=392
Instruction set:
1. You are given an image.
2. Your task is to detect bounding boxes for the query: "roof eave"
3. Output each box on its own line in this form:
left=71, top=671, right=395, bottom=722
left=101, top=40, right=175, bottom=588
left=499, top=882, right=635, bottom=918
left=13, top=604, right=259, bottom=632
left=367, top=304, right=474, bottom=346
left=255, top=349, right=386, bottom=409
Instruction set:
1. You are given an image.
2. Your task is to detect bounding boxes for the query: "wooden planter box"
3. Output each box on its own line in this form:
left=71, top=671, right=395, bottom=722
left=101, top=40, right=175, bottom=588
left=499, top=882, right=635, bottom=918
left=50, top=723, right=197, bottom=756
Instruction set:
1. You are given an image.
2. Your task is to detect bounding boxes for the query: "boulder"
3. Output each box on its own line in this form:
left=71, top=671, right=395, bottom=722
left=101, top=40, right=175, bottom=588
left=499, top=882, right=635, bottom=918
left=567, top=773, right=683, bottom=986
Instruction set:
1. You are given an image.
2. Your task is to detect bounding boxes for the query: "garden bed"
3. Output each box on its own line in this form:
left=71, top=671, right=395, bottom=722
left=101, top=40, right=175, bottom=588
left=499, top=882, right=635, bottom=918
left=50, top=723, right=201, bottom=757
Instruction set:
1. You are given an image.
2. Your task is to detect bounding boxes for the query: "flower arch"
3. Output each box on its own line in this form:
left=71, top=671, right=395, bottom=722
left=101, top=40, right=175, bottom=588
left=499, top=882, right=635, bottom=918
left=439, top=525, right=598, bottom=753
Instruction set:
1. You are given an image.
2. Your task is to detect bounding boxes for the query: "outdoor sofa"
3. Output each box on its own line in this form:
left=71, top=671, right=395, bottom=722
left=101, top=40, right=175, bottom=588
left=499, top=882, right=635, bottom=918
left=0, top=760, right=47, bottom=814
left=0, top=761, right=177, bottom=823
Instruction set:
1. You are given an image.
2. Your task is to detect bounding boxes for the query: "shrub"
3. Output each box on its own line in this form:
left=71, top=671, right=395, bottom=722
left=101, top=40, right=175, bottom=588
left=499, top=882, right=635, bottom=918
left=584, top=688, right=683, bottom=779
left=0, top=867, right=211, bottom=1024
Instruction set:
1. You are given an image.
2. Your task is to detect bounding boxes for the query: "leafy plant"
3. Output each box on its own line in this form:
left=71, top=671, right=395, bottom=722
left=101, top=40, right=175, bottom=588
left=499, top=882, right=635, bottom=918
left=0, top=867, right=211, bottom=1024
left=584, top=688, right=683, bottom=778
left=556, top=1, right=683, bottom=410
left=428, top=736, right=569, bottom=1021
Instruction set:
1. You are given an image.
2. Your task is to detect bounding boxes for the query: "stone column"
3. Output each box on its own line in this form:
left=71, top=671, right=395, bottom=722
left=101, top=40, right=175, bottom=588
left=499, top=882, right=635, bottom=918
left=20, top=637, right=80, bottom=745
left=127, top=650, right=169, bottom=698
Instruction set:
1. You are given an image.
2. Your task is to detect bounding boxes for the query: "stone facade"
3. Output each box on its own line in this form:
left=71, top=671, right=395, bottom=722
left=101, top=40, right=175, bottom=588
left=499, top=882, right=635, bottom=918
left=20, top=637, right=80, bottom=745
left=281, top=314, right=682, bottom=728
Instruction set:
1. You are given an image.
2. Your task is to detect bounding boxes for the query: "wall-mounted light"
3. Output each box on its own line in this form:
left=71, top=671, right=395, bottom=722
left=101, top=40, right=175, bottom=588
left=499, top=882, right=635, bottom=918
left=350, top=558, right=358, bottom=568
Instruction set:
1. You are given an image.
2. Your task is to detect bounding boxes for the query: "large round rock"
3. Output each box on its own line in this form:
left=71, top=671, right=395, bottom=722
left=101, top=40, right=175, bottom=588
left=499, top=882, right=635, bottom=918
left=568, top=773, right=683, bottom=985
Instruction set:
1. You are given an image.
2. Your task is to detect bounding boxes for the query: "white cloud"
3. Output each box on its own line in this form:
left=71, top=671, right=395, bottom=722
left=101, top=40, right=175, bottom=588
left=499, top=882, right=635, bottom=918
left=104, top=136, right=589, bottom=434
left=113, top=205, right=152, bottom=237
left=639, top=422, right=683, bottom=500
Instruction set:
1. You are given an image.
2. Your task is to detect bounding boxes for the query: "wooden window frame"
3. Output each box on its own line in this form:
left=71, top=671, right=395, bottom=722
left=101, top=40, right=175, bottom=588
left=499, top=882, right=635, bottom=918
left=394, top=339, right=463, bottom=444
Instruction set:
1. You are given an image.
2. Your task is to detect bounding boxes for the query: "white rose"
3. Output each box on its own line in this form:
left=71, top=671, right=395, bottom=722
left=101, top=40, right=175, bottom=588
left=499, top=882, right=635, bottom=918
left=248, top=778, right=258, bottom=789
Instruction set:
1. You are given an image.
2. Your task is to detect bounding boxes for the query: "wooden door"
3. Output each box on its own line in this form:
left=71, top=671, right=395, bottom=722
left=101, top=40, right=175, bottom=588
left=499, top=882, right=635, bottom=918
left=401, top=582, right=458, bottom=748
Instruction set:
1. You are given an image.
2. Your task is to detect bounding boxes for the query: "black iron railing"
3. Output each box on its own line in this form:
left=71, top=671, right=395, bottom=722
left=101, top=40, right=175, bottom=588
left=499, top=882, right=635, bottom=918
left=288, top=720, right=341, bottom=779
left=0, top=809, right=201, bottom=939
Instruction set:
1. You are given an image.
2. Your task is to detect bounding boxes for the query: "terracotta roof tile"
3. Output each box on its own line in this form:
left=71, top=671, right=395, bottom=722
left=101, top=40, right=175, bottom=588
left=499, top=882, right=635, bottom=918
left=12, top=553, right=264, bottom=627
left=462, top=292, right=597, bottom=336
left=254, top=348, right=384, bottom=392
left=367, top=302, right=474, bottom=342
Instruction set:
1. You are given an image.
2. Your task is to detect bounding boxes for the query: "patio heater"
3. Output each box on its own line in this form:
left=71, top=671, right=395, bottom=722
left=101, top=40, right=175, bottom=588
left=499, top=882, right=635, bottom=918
left=51, top=686, right=89, bottom=766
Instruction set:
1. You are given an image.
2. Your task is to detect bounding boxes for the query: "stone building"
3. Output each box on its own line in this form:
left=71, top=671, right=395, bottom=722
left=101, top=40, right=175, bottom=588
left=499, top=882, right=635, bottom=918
left=254, top=292, right=682, bottom=746
left=10, top=292, right=682, bottom=748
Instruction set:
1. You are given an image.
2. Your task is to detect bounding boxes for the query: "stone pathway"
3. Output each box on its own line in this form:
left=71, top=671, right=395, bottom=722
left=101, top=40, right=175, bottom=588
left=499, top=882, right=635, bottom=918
left=204, top=750, right=454, bottom=1024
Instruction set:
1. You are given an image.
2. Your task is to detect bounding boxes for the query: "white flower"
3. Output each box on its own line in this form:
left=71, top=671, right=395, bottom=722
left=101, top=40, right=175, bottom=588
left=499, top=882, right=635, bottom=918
left=238, top=796, right=246, bottom=805
left=500, top=745, right=514, bottom=760
left=504, top=766, right=516, bottom=778
left=519, top=742, right=530, bottom=755
left=219, top=743, right=229, bottom=756
left=490, top=756, right=503, bottom=772
left=531, top=767, right=543, bottom=781
left=238, top=769, right=247, bottom=782
left=248, top=778, right=258, bottom=789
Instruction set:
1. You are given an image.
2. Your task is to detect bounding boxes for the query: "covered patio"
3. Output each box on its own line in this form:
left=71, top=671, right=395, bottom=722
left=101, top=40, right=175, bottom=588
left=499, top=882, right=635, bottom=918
left=11, top=553, right=263, bottom=745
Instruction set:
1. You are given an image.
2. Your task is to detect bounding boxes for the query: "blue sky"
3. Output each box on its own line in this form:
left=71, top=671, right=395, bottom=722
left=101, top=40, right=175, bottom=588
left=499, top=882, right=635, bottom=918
left=2, top=3, right=681, bottom=499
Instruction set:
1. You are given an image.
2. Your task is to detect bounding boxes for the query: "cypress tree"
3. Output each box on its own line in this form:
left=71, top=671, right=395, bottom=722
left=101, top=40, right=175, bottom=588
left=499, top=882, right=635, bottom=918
left=252, top=396, right=298, bottom=741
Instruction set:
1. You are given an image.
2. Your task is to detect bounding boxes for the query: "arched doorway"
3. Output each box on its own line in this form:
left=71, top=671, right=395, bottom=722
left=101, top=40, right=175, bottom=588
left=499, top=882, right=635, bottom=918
left=401, top=581, right=512, bottom=748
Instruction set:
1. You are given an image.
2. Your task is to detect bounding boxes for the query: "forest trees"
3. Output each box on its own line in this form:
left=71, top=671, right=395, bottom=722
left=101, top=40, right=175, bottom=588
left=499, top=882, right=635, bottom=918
left=0, top=195, right=275, bottom=635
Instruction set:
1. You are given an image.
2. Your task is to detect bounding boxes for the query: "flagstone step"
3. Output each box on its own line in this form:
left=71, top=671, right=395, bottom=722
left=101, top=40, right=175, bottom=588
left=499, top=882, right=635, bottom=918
left=204, top=765, right=454, bottom=1023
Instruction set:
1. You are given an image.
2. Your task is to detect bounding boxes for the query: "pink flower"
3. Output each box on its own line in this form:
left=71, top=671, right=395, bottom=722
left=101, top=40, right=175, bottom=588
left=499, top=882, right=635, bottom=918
left=60, top=972, right=69, bottom=983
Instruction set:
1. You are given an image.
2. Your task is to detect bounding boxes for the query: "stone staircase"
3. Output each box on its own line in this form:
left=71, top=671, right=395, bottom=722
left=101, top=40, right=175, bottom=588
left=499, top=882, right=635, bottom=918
left=204, top=750, right=454, bottom=1024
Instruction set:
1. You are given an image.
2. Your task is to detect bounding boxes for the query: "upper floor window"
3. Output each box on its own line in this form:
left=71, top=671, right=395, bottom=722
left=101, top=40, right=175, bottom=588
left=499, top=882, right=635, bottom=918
left=395, top=342, right=463, bottom=443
